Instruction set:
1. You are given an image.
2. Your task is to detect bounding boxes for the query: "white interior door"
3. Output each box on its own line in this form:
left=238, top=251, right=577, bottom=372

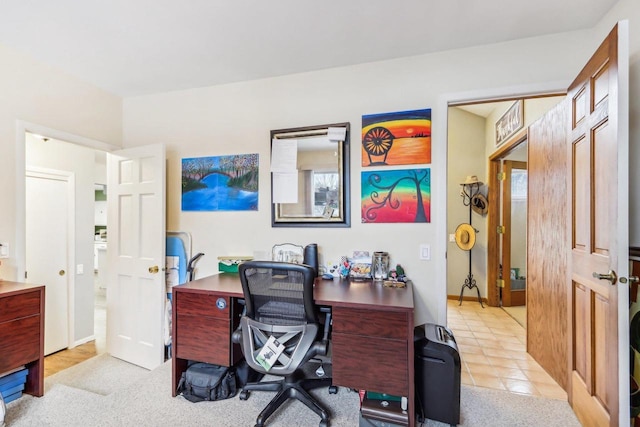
left=107, top=144, right=166, bottom=370
left=26, top=171, right=71, bottom=355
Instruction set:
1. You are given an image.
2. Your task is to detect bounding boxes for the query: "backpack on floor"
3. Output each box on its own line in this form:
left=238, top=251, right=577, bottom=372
left=177, top=362, right=236, bottom=403
left=176, top=360, right=262, bottom=403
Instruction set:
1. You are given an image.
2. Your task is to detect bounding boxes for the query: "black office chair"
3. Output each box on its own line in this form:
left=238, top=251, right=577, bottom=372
left=232, top=260, right=334, bottom=427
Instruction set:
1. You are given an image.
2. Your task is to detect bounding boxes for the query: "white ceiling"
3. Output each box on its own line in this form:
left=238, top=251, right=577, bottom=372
left=0, top=0, right=618, bottom=97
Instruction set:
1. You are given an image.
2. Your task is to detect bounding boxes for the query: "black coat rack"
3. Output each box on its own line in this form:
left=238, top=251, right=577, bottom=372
left=458, top=181, right=484, bottom=308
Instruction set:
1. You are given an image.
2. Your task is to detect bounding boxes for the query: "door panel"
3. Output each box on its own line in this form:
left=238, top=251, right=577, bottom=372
left=527, top=101, right=568, bottom=390
left=26, top=173, right=70, bottom=356
left=567, top=23, right=627, bottom=427
left=573, top=283, right=589, bottom=384
left=107, top=144, right=166, bottom=370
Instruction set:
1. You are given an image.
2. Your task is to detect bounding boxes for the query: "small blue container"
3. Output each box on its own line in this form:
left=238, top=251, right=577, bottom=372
left=0, top=368, right=28, bottom=403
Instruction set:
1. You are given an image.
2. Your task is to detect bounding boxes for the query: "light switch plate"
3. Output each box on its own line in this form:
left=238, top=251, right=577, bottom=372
left=0, top=242, right=8, bottom=258
left=419, top=244, right=430, bottom=260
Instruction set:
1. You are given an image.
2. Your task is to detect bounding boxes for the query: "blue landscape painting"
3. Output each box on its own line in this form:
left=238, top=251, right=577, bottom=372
left=181, top=154, right=259, bottom=211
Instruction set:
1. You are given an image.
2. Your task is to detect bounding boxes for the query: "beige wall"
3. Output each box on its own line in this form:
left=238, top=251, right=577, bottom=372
left=447, top=108, right=487, bottom=298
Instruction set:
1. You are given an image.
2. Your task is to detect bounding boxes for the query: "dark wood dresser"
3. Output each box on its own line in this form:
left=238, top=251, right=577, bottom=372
left=0, top=281, right=45, bottom=397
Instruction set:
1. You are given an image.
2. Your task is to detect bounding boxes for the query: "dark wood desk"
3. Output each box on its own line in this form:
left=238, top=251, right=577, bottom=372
left=171, top=273, right=415, bottom=426
left=0, top=281, right=45, bottom=397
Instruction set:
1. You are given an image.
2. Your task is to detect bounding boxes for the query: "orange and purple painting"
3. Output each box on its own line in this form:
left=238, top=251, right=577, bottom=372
left=361, top=169, right=430, bottom=223
left=361, top=109, right=431, bottom=167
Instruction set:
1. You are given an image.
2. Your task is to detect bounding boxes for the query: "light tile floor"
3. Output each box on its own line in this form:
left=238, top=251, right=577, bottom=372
left=447, top=299, right=567, bottom=400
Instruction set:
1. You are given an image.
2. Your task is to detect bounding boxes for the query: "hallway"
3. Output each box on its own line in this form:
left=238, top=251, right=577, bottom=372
left=44, top=282, right=106, bottom=377
left=447, top=300, right=566, bottom=400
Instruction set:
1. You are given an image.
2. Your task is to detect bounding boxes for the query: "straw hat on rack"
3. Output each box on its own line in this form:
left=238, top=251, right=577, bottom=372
left=460, top=175, right=482, bottom=186
left=455, top=223, right=477, bottom=251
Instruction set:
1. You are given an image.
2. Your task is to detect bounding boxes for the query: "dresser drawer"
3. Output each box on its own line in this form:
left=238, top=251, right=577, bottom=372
left=332, top=306, right=408, bottom=339
left=332, top=332, right=408, bottom=396
left=175, top=292, right=230, bottom=319
left=0, top=315, right=41, bottom=373
left=176, top=314, right=233, bottom=366
left=0, top=291, right=41, bottom=324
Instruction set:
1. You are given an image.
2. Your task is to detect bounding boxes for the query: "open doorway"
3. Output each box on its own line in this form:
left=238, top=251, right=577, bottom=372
left=446, top=95, right=564, bottom=396
left=24, top=131, right=111, bottom=375
left=490, top=137, right=528, bottom=328
left=20, top=122, right=169, bottom=373
left=447, top=96, right=562, bottom=310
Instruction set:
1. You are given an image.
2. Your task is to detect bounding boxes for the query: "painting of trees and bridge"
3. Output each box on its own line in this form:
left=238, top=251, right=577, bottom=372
left=181, top=154, right=259, bottom=211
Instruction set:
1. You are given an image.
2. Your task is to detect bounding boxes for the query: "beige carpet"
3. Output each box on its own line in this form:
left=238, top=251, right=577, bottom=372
left=502, top=305, right=527, bottom=329
left=44, top=353, right=149, bottom=395
left=5, top=352, right=580, bottom=426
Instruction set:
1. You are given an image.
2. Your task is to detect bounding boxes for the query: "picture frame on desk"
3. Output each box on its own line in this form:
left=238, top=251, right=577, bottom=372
left=348, top=263, right=371, bottom=281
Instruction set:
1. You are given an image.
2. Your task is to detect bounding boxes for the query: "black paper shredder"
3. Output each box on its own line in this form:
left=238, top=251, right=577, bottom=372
left=414, top=323, right=461, bottom=426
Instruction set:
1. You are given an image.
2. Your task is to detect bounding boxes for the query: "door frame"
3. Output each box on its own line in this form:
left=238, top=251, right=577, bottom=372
left=15, top=121, right=119, bottom=347
left=25, top=167, right=74, bottom=353
left=486, top=130, right=529, bottom=307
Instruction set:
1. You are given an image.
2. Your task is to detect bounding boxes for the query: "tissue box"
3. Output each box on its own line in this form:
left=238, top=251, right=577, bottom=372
left=217, top=256, right=253, bottom=273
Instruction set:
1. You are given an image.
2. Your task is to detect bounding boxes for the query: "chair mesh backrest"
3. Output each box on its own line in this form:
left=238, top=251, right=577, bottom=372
left=239, top=261, right=317, bottom=326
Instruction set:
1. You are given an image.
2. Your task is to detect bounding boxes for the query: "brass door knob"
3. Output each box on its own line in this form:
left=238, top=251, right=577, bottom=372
left=620, top=276, right=640, bottom=284
left=592, top=270, right=617, bottom=285
left=59, top=270, right=65, bottom=276
left=148, top=265, right=159, bottom=274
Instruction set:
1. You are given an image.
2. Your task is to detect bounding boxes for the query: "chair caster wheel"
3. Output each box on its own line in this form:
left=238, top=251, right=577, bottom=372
left=239, top=390, right=250, bottom=400
left=319, top=420, right=329, bottom=427
left=328, top=385, right=338, bottom=394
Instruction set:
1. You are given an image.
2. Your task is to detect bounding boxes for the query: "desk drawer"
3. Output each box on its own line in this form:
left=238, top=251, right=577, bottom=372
left=332, top=332, right=408, bottom=396
left=175, top=292, right=230, bottom=319
left=0, top=291, right=41, bottom=324
left=176, top=314, right=232, bottom=366
left=332, top=306, right=408, bottom=339
left=0, top=315, right=41, bottom=373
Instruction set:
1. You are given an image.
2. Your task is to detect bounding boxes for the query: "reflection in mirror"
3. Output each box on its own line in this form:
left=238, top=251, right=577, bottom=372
left=271, top=123, right=350, bottom=227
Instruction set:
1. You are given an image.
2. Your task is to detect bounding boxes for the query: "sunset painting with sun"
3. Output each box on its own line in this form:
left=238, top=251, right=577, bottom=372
left=361, top=108, right=431, bottom=167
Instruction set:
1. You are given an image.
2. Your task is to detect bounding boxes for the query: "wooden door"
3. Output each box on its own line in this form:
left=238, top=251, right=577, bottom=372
left=567, top=23, right=628, bottom=427
left=107, top=144, right=166, bottom=370
left=528, top=100, right=569, bottom=390
left=26, top=171, right=70, bottom=355
left=501, top=160, right=527, bottom=307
